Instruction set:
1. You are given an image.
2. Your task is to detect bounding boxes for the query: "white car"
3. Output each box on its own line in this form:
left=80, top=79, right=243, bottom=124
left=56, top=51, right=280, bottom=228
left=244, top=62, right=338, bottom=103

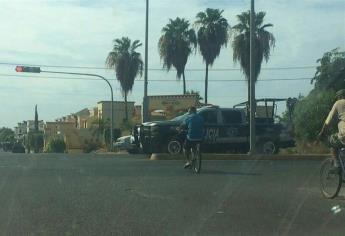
left=114, top=136, right=140, bottom=154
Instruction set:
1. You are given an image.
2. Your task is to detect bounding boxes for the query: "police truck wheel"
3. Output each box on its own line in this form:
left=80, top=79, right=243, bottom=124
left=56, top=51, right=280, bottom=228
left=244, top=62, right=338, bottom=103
left=167, top=140, right=182, bottom=155
left=264, top=141, right=276, bottom=154
left=257, top=141, right=276, bottom=155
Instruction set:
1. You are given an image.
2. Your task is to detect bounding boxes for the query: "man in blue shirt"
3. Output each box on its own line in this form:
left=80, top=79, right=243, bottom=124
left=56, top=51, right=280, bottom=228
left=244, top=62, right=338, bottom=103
left=181, top=106, right=204, bottom=169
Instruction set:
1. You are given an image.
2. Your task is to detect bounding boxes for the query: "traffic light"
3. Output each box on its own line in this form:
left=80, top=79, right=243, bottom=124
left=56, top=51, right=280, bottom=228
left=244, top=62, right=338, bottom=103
left=15, top=66, right=41, bottom=73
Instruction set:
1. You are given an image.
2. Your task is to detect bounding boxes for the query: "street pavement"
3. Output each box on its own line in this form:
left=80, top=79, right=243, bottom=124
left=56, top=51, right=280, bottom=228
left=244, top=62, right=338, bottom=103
left=0, top=152, right=344, bottom=236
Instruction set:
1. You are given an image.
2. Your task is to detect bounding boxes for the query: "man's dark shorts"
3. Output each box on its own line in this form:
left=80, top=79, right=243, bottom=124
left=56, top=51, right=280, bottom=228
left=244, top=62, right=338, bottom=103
left=329, top=133, right=345, bottom=149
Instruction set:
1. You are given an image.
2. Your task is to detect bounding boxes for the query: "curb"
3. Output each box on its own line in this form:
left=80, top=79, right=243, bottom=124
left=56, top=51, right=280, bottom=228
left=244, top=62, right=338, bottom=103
left=94, top=152, right=130, bottom=155
left=150, top=153, right=330, bottom=161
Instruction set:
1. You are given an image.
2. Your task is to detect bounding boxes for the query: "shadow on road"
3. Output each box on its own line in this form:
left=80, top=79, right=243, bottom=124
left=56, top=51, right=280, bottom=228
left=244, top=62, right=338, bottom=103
left=202, top=169, right=262, bottom=176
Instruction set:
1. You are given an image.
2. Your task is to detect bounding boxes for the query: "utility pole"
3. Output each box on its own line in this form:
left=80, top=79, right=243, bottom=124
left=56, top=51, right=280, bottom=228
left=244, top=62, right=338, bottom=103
left=142, top=0, right=149, bottom=123
left=249, top=0, right=256, bottom=154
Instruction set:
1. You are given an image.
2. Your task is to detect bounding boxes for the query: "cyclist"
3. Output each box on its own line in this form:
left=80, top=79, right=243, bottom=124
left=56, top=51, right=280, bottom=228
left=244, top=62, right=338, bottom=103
left=181, top=106, right=204, bottom=169
left=318, top=89, right=345, bottom=169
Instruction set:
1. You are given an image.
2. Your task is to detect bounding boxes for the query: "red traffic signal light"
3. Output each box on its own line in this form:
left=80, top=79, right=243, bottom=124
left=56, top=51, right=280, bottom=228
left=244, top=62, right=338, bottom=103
left=15, top=66, right=41, bottom=73
left=15, top=66, right=24, bottom=72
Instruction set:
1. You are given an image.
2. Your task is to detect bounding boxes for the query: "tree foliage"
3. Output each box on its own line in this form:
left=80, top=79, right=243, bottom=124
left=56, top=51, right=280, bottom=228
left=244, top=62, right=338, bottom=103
left=195, top=8, right=230, bottom=104
left=232, top=11, right=275, bottom=83
left=34, top=105, right=39, bottom=131
left=0, top=127, right=15, bottom=143
left=195, top=8, right=230, bottom=66
left=311, top=48, right=345, bottom=90
left=185, top=90, right=203, bottom=101
left=46, top=138, right=66, bottom=153
left=90, top=118, right=109, bottom=138
left=288, top=48, right=345, bottom=145
left=293, top=89, right=336, bottom=142
left=90, top=118, right=121, bottom=149
left=158, top=17, right=197, bottom=93
left=26, top=131, right=44, bottom=153
left=106, top=37, right=143, bottom=120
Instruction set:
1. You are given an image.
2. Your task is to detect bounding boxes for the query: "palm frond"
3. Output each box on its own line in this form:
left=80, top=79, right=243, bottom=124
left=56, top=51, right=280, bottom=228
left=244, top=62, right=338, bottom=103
left=195, top=8, right=230, bottom=66
left=158, top=17, right=197, bottom=79
left=231, top=11, right=275, bottom=83
left=260, top=23, right=273, bottom=30
left=106, top=37, right=143, bottom=95
left=255, top=12, right=266, bottom=27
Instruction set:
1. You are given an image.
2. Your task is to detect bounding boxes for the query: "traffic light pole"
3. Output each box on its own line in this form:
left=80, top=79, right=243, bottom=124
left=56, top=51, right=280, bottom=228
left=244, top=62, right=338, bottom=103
left=40, top=70, right=114, bottom=151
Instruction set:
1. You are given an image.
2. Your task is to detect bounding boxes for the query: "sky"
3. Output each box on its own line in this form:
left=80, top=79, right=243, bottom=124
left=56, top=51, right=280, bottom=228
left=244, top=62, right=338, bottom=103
left=0, top=0, right=344, bottom=128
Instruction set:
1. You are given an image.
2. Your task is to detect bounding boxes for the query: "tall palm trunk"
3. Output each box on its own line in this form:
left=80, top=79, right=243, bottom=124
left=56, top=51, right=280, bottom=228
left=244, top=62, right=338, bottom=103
left=204, top=63, right=209, bottom=104
left=124, top=91, right=128, bottom=122
left=182, top=71, right=186, bottom=94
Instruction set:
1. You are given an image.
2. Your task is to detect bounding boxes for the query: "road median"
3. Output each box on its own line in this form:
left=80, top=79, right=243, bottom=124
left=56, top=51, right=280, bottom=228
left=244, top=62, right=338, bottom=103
left=150, top=153, right=330, bottom=161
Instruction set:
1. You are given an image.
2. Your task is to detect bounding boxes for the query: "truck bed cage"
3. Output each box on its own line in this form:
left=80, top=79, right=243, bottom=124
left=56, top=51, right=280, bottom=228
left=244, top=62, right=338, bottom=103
left=233, top=98, right=293, bottom=122
left=233, top=98, right=288, bottom=108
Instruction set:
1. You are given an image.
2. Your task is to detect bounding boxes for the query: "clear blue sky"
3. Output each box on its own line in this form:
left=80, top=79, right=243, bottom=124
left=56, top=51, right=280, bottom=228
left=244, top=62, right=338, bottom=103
left=0, top=0, right=344, bottom=128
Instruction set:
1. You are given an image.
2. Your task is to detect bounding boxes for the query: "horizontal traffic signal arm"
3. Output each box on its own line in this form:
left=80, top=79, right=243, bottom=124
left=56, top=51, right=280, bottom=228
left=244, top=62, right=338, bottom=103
left=15, top=66, right=41, bottom=73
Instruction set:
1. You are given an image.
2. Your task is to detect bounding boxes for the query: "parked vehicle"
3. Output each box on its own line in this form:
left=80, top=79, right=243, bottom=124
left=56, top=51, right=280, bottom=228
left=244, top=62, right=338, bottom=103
left=12, top=142, right=26, bottom=153
left=1, top=142, right=14, bottom=152
left=133, top=101, right=295, bottom=155
left=114, top=136, right=140, bottom=154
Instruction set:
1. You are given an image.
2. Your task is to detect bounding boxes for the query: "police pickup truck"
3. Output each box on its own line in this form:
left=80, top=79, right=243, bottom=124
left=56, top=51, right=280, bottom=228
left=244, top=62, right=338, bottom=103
left=133, top=105, right=294, bottom=155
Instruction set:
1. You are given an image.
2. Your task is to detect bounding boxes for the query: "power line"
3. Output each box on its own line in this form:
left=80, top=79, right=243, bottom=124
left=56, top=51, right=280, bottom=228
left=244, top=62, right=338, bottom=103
left=0, top=73, right=312, bottom=82
left=0, top=62, right=316, bottom=71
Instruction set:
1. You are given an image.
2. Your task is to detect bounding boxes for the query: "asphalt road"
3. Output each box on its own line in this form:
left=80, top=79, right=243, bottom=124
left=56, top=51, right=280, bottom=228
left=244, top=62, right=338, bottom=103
left=0, top=153, right=344, bottom=236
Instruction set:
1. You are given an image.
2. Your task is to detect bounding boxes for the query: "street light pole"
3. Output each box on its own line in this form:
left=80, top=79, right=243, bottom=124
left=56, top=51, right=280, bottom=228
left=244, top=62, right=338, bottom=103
left=143, top=0, right=149, bottom=123
left=40, top=70, right=114, bottom=151
left=249, top=0, right=256, bottom=154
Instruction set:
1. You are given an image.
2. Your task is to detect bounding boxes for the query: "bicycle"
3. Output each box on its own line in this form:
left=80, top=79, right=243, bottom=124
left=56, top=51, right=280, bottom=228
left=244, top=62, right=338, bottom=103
left=189, top=141, right=202, bottom=174
left=320, top=148, right=345, bottom=198
left=177, top=128, right=202, bottom=174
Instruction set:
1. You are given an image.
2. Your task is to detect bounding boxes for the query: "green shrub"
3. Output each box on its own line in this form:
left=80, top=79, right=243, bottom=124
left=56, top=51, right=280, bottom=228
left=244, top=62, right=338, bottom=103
left=83, top=139, right=101, bottom=153
left=46, top=139, right=66, bottom=153
left=26, top=131, right=44, bottom=153
left=104, top=129, right=121, bottom=147
left=293, top=89, right=336, bottom=143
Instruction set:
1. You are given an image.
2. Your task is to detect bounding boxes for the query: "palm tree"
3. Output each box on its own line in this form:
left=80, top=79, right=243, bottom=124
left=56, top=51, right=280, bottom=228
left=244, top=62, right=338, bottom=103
left=158, top=17, right=197, bottom=94
left=106, top=37, right=143, bottom=121
left=232, top=11, right=275, bottom=102
left=195, top=8, right=230, bottom=104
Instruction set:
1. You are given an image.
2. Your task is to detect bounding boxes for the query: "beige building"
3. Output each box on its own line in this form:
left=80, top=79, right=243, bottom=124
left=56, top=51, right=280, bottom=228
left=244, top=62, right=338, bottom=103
left=14, top=121, right=28, bottom=140
left=97, top=101, right=135, bottom=128
left=85, top=107, right=99, bottom=129
left=133, top=105, right=142, bottom=123
left=55, top=115, right=76, bottom=123
left=26, top=120, right=45, bottom=133
left=44, top=121, right=96, bottom=153
left=44, top=121, right=75, bottom=149
left=89, top=107, right=98, bottom=117
left=73, top=108, right=91, bottom=129
left=148, top=94, right=199, bottom=120
left=43, top=101, right=136, bottom=152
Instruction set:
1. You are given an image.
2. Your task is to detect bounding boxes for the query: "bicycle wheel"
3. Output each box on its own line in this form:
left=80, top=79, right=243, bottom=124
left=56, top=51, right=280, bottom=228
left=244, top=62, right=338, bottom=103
left=320, top=158, right=342, bottom=199
left=192, top=144, right=201, bottom=174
